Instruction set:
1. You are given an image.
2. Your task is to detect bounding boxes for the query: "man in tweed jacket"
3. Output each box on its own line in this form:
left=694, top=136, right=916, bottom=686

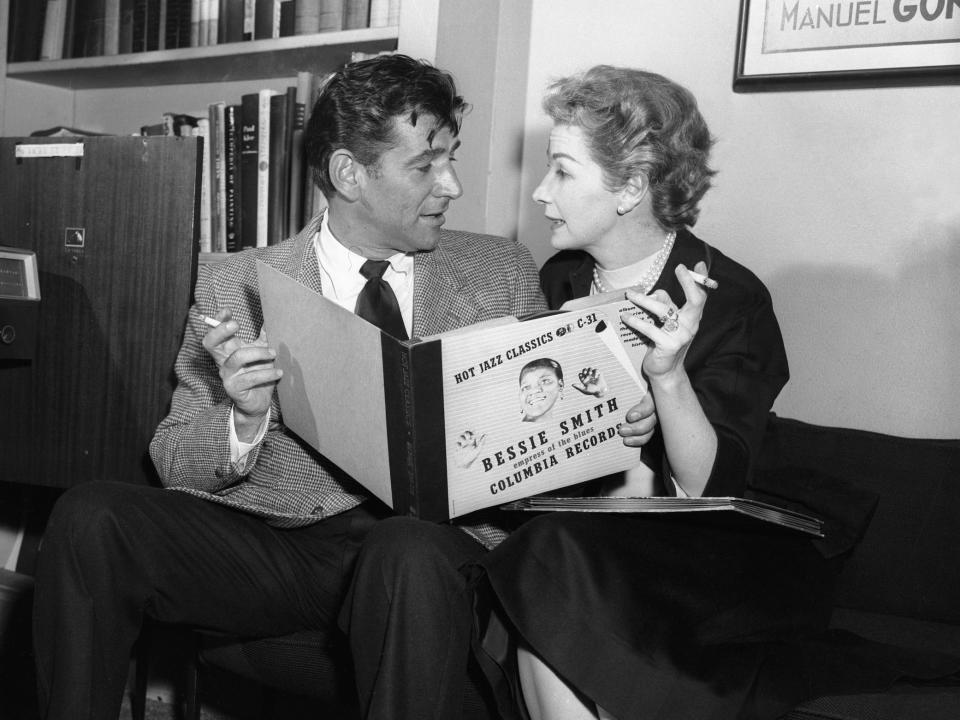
left=32, top=55, right=546, bottom=720
left=150, top=215, right=544, bottom=540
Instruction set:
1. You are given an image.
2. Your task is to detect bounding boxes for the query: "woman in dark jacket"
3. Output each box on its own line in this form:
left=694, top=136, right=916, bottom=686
left=472, top=65, right=956, bottom=720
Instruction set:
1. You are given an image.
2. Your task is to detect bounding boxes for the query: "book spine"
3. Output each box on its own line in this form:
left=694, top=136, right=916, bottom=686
left=410, top=342, right=450, bottom=520
left=190, top=0, right=200, bottom=45
left=62, top=0, right=78, bottom=58
left=118, top=0, right=135, bottom=53
left=287, top=70, right=311, bottom=235
left=145, top=0, right=161, bottom=50
left=266, top=89, right=293, bottom=246
left=40, top=0, right=67, bottom=60
left=242, top=0, right=255, bottom=39
left=199, top=0, right=210, bottom=45
left=273, top=0, right=285, bottom=36
left=239, top=92, right=259, bottom=249
left=7, top=0, right=49, bottom=63
left=218, top=0, right=244, bottom=43
left=293, top=0, right=320, bottom=34
left=131, top=0, right=145, bottom=51
left=208, top=101, right=227, bottom=253
left=382, top=339, right=415, bottom=515
left=102, top=0, right=121, bottom=54
left=368, top=0, right=389, bottom=28
left=342, top=0, right=370, bottom=30
left=160, top=0, right=174, bottom=48
left=156, top=0, right=167, bottom=48
left=180, top=0, right=194, bottom=47
left=162, top=0, right=186, bottom=48
left=69, top=0, right=96, bottom=58
left=382, top=341, right=450, bottom=521
left=256, top=89, right=276, bottom=247
left=195, top=117, right=212, bottom=254
left=206, top=0, right=219, bottom=44
left=316, top=0, right=342, bottom=31
left=279, top=0, right=294, bottom=36
left=223, top=104, right=243, bottom=252
left=253, top=0, right=277, bottom=39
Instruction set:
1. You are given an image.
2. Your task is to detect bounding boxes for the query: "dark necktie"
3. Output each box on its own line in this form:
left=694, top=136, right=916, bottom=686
left=354, top=259, right=408, bottom=340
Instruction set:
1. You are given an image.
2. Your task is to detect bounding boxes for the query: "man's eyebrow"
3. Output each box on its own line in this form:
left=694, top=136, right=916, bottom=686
left=407, top=139, right=461, bottom=166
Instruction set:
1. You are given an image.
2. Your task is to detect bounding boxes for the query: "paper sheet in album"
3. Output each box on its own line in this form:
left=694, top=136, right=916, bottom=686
left=257, top=261, right=394, bottom=505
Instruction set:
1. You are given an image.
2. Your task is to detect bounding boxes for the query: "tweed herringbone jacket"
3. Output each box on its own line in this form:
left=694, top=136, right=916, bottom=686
left=149, top=213, right=546, bottom=546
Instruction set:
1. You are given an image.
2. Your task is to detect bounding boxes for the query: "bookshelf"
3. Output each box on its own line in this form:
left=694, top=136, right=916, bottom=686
left=5, top=28, right=399, bottom=89
left=1, top=0, right=532, bottom=248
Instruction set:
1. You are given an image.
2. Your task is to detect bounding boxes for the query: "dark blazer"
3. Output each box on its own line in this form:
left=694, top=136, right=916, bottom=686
left=539, top=227, right=790, bottom=497
left=150, top=213, right=547, bottom=545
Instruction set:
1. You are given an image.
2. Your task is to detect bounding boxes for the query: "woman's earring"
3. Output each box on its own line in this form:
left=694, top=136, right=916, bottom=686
left=616, top=206, right=626, bottom=216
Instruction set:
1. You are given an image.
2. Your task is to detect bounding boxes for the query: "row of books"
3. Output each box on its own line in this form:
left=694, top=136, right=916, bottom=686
left=142, top=70, right=330, bottom=254
left=7, top=0, right=401, bottom=63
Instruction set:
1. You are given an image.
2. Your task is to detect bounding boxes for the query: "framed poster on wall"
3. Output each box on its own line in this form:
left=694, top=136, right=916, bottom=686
left=734, top=0, right=960, bottom=90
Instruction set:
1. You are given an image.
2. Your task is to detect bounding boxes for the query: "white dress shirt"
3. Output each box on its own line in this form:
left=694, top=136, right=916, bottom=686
left=313, top=211, right=415, bottom=335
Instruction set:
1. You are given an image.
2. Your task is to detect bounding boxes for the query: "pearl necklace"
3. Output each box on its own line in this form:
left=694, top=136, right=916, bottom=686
left=592, top=230, right=676, bottom=295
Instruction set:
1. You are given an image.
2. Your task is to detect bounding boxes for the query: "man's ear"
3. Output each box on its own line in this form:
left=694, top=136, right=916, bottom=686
left=329, top=149, right=363, bottom=201
left=618, top=174, right=648, bottom=214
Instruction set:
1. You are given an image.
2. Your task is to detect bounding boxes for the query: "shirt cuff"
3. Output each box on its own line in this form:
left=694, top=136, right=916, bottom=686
left=229, top=407, right=270, bottom=471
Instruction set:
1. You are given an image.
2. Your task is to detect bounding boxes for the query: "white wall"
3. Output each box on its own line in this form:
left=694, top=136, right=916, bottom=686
left=514, top=0, right=960, bottom=438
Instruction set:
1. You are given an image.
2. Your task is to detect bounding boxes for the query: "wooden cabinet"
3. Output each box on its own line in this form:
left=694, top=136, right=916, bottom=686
left=0, top=136, right=201, bottom=488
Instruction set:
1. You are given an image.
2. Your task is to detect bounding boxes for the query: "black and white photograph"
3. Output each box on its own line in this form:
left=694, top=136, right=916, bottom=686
left=1, top=1, right=958, bottom=719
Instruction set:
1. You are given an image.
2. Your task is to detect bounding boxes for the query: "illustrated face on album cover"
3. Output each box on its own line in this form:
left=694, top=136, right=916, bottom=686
left=441, top=306, right=646, bottom=516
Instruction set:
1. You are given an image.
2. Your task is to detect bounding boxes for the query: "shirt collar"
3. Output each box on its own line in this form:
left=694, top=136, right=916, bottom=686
left=315, top=212, right=413, bottom=287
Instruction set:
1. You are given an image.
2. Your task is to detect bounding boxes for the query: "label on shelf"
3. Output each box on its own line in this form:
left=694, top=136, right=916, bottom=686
left=15, top=144, right=85, bottom=158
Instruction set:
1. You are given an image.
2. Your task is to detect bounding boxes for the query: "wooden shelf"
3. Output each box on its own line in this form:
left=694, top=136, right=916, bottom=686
left=199, top=252, right=231, bottom=265
left=6, top=27, right=399, bottom=89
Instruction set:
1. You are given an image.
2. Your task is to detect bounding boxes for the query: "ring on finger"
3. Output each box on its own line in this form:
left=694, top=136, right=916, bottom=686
left=663, top=318, right=679, bottom=332
left=659, top=305, right=679, bottom=323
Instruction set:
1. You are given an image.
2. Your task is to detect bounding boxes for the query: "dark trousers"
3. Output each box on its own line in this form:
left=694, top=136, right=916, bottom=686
left=33, top=481, right=380, bottom=720
left=338, top=516, right=493, bottom=720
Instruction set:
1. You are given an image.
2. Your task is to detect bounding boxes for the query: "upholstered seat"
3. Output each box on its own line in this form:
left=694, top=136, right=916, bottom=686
left=133, top=622, right=496, bottom=719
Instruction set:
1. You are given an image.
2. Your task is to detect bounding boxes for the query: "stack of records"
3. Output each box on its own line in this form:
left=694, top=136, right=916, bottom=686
left=501, top=496, right=824, bottom=537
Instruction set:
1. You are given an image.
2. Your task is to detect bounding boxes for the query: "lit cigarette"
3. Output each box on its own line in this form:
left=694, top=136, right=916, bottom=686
left=197, top=313, right=222, bottom=328
left=688, top=270, right=718, bottom=290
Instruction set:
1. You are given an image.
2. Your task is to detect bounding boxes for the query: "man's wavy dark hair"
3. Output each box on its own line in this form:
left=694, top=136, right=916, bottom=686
left=305, top=54, right=467, bottom=197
